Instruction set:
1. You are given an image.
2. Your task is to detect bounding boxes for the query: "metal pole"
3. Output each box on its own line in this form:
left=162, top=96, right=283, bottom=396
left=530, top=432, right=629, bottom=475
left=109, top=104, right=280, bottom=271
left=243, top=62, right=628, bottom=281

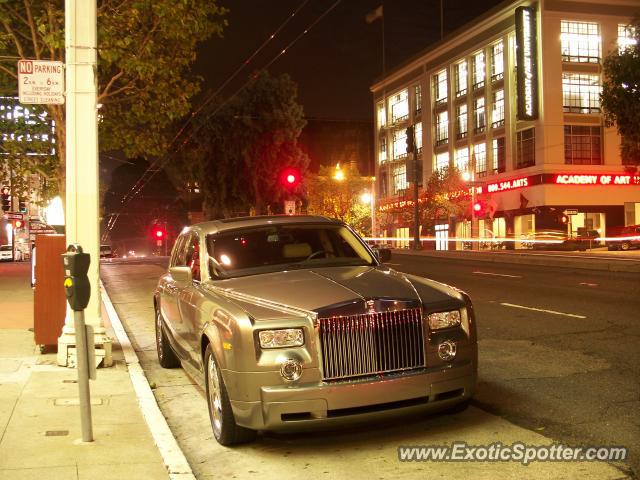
left=73, top=309, right=93, bottom=442
left=412, top=145, right=421, bottom=250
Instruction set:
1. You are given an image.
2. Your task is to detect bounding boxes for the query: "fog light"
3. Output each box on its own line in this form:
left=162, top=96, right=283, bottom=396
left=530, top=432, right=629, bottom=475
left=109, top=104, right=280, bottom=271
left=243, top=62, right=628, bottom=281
left=280, top=359, right=303, bottom=381
left=438, top=340, right=457, bottom=361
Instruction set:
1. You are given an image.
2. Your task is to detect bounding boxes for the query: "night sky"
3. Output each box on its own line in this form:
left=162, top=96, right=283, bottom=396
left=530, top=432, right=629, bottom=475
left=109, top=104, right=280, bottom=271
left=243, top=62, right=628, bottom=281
left=194, top=0, right=506, bottom=122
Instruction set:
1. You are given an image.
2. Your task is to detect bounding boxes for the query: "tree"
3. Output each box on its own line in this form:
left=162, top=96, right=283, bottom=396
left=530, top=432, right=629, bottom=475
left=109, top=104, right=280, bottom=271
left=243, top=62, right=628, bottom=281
left=306, top=164, right=372, bottom=235
left=601, top=17, right=640, bottom=166
left=0, top=0, right=227, bottom=199
left=168, top=71, right=309, bottom=219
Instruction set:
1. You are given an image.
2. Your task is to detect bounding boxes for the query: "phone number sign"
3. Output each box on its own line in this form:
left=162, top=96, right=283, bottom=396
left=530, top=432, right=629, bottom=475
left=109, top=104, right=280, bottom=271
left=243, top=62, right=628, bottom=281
left=18, top=60, right=64, bottom=105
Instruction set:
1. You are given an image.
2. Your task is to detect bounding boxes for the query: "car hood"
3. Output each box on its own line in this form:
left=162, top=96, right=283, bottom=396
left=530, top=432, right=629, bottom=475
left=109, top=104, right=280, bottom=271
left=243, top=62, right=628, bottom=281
left=208, top=266, right=464, bottom=319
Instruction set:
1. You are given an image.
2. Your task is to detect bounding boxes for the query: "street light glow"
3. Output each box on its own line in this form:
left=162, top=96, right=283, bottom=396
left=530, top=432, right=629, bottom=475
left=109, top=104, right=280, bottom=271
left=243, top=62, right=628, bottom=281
left=360, top=192, right=372, bottom=204
left=334, top=163, right=345, bottom=181
left=462, top=171, right=472, bottom=182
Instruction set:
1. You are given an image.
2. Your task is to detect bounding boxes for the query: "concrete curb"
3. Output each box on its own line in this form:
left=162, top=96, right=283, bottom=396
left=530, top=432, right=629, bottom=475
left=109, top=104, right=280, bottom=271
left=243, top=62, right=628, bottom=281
left=390, top=249, right=640, bottom=273
left=100, top=282, right=196, bottom=480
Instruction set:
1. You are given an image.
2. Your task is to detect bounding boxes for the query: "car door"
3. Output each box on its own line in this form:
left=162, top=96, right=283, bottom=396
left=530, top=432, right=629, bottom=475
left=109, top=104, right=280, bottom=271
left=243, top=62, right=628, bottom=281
left=160, top=234, right=188, bottom=354
left=177, top=232, right=203, bottom=368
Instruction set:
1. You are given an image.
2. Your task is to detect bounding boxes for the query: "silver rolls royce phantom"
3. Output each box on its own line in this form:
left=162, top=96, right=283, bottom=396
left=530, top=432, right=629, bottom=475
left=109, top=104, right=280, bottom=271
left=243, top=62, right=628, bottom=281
left=154, top=215, right=477, bottom=445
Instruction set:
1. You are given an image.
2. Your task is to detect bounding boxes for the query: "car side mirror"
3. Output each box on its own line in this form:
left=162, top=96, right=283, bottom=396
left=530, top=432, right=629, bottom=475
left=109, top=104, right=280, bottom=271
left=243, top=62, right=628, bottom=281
left=377, top=248, right=391, bottom=263
left=170, top=266, right=192, bottom=286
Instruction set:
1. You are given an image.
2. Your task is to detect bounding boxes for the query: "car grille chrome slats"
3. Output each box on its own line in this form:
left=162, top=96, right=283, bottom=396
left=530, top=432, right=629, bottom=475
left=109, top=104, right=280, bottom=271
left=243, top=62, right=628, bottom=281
left=319, top=308, right=424, bottom=381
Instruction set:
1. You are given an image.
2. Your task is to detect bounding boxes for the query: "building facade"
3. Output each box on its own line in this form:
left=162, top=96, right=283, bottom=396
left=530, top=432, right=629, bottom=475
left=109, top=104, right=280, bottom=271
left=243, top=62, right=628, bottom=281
left=371, top=0, right=640, bottom=249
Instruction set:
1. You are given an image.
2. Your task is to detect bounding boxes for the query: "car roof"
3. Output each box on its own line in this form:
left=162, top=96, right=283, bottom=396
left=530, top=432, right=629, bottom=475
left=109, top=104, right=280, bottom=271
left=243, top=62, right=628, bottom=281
left=188, top=215, right=341, bottom=235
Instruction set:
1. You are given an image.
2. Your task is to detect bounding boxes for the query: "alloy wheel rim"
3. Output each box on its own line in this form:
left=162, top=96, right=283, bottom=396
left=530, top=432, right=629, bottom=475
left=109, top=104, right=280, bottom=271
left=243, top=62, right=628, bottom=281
left=207, top=355, right=223, bottom=435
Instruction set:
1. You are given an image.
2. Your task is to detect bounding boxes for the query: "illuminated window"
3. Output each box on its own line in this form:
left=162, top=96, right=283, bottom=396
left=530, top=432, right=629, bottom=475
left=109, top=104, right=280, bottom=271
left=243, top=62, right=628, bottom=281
left=472, top=51, right=485, bottom=89
left=455, top=61, right=467, bottom=97
left=435, top=111, right=448, bottom=145
left=564, top=125, right=602, bottom=165
left=474, top=97, right=485, bottom=133
left=456, top=104, right=467, bottom=140
left=392, top=164, right=407, bottom=194
left=516, top=128, right=535, bottom=169
left=492, top=137, right=505, bottom=173
left=474, top=143, right=487, bottom=177
left=377, top=102, right=386, bottom=128
left=455, top=147, right=469, bottom=172
left=389, top=89, right=409, bottom=123
left=393, top=129, right=408, bottom=159
left=378, top=136, right=387, bottom=163
left=435, top=152, right=449, bottom=171
left=414, top=122, right=423, bottom=153
left=562, top=73, right=601, bottom=113
left=491, top=89, right=504, bottom=128
left=618, top=24, right=637, bottom=54
left=491, top=42, right=504, bottom=82
left=561, top=21, right=600, bottom=63
left=434, top=70, right=448, bottom=106
left=414, top=85, right=422, bottom=115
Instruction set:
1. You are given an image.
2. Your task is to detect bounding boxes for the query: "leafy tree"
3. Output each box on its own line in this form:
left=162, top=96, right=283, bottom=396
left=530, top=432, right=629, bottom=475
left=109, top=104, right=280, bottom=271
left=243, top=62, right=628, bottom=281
left=306, top=163, right=373, bottom=235
left=0, top=0, right=227, bottom=199
left=601, top=17, right=640, bottom=166
left=168, top=71, right=309, bottom=219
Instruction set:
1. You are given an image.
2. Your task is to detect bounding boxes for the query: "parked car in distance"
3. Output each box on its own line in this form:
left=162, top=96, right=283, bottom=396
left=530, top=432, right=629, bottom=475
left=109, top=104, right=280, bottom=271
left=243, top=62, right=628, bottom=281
left=100, top=245, right=113, bottom=258
left=607, top=224, right=640, bottom=251
left=0, top=245, right=12, bottom=261
left=154, top=215, right=478, bottom=445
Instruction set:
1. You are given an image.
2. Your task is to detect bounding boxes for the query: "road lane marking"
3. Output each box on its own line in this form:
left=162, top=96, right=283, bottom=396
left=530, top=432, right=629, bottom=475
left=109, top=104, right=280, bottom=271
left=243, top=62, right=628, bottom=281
left=473, top=271, right=522, bottom=278
left=500, top=302, right=587, bottom=319
left=579, top=282, right=599, bottom=287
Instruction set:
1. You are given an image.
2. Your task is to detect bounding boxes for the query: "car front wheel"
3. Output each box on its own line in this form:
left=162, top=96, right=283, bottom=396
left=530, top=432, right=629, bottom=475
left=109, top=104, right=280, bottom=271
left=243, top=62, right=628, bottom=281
left=204, top=344, right=256, bottom=445
left=155, top=307, right=179, bottom=368
left=620, top=242, right=631, bottom=251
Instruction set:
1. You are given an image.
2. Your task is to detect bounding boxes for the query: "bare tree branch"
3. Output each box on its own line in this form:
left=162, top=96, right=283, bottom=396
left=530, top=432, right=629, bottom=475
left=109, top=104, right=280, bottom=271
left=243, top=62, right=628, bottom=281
left=23, top=0, right=42, bottom=59
left=99, top=69, right=124, bottom=99
left=0, top=63, right=17, bottom=79
left=1, top=21, right=25, bottom=58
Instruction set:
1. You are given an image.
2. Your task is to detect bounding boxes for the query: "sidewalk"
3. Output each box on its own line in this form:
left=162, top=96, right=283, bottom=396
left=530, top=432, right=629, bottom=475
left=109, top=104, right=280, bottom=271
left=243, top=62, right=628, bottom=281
left=0, top=262, right=171, bottom=480
left=390, top=247, right=640, bottom=273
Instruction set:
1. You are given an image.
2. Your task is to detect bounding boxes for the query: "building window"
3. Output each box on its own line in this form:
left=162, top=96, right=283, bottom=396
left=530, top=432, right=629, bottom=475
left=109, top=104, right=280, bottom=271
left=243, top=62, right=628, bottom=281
left=377, top=102, right=386, bottom=129
left=455, top=147, right=469, bottom=172
left=392, top=164, right=407, bottom=194
left=378, top=136, right=387, bottom=163
left=561, top=21, right=600, bottom=63
left=435, top=152, right=449, bottom=171
left=472, top=51, right=485, bottom=89
left=455, top=61, right=467, bottom=97
left=434, top=70, right=448, bottom=106
left=415, top=122, right=423, bottom=153
left=564, top=125, right=602, bottom=165
left=492, top=137, right=506, bottom=173
left=379, top=171, right=389, bottom=197
left=414, top=85, right=422, bottom=115
left=491, top=41, right=504, bottom=82
left=474, top=97, right=485, bottom=134
left=491, top=89, right=504, bottom=128
left=474, top=142, right=487, bottom=177
left=562, top=73, right=601, bottom=113
left=456, top=104, right=468, bottom=140
left=618, top=24, right=637, bottom=54
left=393, top=129, right=407, bottom=160
left=516, top=128, right=535, bottom=169
left=435, top=110, right=448, bottom=145
left=389, top=89, right=409, bottom=123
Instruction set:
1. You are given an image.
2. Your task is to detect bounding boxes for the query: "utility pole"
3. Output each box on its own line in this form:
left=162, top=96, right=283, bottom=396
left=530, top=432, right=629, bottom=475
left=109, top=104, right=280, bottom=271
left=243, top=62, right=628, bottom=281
left=406, top=125, right=421, bottom=250
left=58, top=0, right=112, bottom=367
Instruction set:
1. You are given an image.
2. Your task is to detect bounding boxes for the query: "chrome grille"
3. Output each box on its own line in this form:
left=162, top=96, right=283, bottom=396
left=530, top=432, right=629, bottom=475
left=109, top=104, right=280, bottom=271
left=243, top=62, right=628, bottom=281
left=318, top=308, right=425, bottom=381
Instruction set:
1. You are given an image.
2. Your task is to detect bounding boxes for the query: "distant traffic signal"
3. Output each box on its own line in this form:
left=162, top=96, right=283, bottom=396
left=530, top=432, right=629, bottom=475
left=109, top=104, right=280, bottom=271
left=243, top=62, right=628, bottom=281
left=152, top=225, right=166, bottom=240
left=18, top=199, right=26, bottom=213
left=472, top=200, right=486, bottom=217
left=560, top=214, right=569, bottom=224
left=14, top=219, right=23, bottom=229
left=281, top=168, right=301, bottom=188
left=1, top=186, right=10, bottom=212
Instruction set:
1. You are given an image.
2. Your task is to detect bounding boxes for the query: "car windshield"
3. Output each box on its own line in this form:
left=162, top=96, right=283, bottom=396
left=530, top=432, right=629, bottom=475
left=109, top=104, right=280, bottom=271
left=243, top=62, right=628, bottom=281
left=206, top=223, right=375, bottom=279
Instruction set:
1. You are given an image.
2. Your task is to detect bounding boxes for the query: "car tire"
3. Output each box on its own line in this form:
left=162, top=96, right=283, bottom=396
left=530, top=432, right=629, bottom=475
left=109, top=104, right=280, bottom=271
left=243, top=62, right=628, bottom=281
left=620, top=242, right=631, bottom=251
left=155, top=307, right=180, bottom=368
left=204, top=344, right=256, bottom=446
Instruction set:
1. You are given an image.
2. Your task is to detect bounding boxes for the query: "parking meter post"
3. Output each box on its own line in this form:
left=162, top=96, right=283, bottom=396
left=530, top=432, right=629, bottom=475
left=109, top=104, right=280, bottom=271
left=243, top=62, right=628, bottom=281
left=73, top=309, right=93, bottom=442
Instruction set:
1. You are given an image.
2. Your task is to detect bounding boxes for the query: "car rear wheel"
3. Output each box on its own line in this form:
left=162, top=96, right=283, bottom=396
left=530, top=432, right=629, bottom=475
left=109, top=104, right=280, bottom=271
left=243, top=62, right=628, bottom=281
left=155, top=307, right=179, bottom=368
left=204, top=344, right=256, bottom=445
left=620, top=242, right=631, bottom=251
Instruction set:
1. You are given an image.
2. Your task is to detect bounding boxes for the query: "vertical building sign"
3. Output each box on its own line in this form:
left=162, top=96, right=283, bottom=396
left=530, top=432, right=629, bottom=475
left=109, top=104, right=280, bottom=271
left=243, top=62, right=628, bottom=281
left=515, top=6, right=538, bottom=120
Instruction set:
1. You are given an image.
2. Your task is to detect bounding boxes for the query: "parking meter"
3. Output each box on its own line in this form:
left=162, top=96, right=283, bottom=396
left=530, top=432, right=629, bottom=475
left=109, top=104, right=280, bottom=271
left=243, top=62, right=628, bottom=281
left=62, top=244, right=91, bottom=311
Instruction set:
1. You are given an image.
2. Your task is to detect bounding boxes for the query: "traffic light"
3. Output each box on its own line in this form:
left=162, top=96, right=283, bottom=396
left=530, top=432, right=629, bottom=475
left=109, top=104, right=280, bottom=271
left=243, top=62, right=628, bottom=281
left=14, top=219, right=23, bottom=229
left=1, top=186, right=10, bottom=212
left=281, top=168, right=301, bottom=188
left=560, top=214, right=569, bottom=224
left=405, top=125, right=414, bottom=153
left=18, top=199, right=26, bottom=213
left=152, top=226, right=166, bottom=240
left=472, top=200, right=486, bottom=218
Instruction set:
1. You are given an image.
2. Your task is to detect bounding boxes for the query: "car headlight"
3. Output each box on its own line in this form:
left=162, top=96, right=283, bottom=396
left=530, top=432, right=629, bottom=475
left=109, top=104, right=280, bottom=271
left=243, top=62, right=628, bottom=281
left=427, top=310, right=461, bottom=330
left=258, top=329, right=304, bottom=349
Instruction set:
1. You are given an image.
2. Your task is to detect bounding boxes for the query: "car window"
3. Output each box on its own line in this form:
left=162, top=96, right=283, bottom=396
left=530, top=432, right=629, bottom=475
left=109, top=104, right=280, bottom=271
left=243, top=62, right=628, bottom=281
left=206, top=224, right=374, bottom=279
left=170, top=234, right=188, bottom=267
left=186, top=235, right=201, bottom=282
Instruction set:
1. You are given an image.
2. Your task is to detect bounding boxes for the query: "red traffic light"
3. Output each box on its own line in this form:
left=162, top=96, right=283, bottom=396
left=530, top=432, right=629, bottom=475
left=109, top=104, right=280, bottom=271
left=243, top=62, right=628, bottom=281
left=560, top=214, right=569, bottom=224
left=281, top=168, right=301, bottom=188
left=152, top=226, right=166, bottom=239
left=473, top=202, right=482, bottom=213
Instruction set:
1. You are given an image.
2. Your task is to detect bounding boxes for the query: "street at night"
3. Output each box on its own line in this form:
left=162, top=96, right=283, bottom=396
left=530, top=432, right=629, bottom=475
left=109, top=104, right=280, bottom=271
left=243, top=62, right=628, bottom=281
left=94, top=251, right=639, bottom=478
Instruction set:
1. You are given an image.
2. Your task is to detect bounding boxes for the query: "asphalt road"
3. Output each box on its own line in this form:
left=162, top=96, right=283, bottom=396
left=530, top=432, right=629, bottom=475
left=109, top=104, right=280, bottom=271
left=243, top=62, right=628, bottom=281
left=99, top=256, right=637, bottom=479
left=389, top=252, right=640, bottom=478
